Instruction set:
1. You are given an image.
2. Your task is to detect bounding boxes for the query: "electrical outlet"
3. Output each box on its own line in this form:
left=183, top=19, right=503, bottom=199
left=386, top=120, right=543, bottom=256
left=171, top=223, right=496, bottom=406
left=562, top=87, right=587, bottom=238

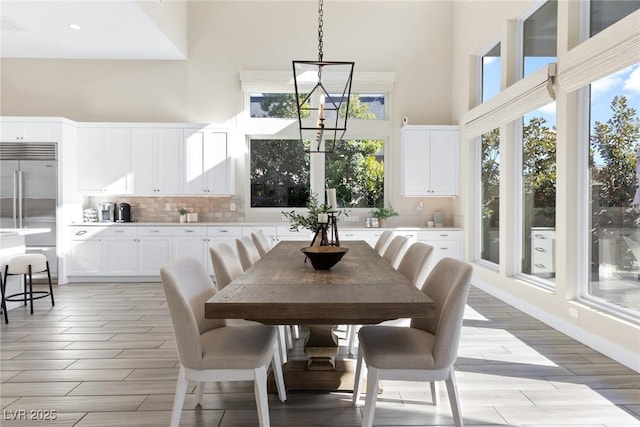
left=569, top=308, right=579, bottom=319
left=229, top=202, right=236, bottom=211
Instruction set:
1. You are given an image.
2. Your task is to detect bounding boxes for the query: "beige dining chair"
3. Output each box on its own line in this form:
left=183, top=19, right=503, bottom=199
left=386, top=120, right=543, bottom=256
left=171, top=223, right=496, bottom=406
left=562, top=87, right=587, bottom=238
left=209, top=242, right=290, bottom=363
left=346, top=242, right=434, bottom=354
left=352, top=257, right=473, bottom=427
left=160, top=256, right=286, bottom=427
left=251, top=231, right=273, bottom=257
left=373, top=230, right=394, bottom=256
left=209, top=242, right=243, bottom=290
left=382, top=235, right=411, bottom=268
left=236, top=236, right=262, bottom=270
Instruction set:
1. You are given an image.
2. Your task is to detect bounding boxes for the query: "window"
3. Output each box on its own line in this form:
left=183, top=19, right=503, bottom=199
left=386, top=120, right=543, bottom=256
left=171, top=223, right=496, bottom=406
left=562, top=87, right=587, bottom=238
left=481, top=128, right=500, bottom=264
left=590, top=0, right=639, bottom=37
left=522, top=0, right=557, bottom=78
left=325, top=139, right=385, bottom=208
left=482, top=43, right=501, bottom=103
left=520, top=102, right=557, bottom=284
left=250, top=139, right=310, bottom=208
left=250, top=93, right=385, bottom=120
left=587, top=64, right=640, bottom=313
left=247, top=91, right=389, bottom=209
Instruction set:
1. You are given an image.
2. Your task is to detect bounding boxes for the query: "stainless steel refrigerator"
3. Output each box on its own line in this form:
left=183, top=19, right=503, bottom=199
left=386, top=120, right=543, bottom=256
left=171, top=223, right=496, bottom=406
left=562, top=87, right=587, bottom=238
left=0, top=143, right=57, bottom=277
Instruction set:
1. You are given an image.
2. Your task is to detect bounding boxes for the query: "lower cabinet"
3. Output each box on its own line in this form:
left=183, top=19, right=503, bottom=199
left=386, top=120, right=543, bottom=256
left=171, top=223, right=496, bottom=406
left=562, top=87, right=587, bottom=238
left=172, top=226, right=211, bottom=273
left=137, top=227, right=173, bottom=275
left=417, top=230, right=463, bottom=271
left=102, top=227, right=138, bottom=275
left=67, top=228, right=103, bottom=275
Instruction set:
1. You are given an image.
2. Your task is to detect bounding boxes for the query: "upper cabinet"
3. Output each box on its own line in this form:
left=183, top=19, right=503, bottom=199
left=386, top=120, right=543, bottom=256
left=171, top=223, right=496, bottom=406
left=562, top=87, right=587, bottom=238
left=77, top=127, right=131, bottom=194
left=131, top=128, right=183, bottom=195
left=184, top=129, right=234, bottom=195
left=400, top=125, right=459, bottom=196
left=0, top=121, right=60, bottom=142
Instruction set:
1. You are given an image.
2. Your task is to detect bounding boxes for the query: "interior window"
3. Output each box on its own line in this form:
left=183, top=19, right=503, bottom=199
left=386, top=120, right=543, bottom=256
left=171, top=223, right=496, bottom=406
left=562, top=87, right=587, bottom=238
left=482, top=43, right=501, bottom=103
left=522, top=0, right=557, bottom=78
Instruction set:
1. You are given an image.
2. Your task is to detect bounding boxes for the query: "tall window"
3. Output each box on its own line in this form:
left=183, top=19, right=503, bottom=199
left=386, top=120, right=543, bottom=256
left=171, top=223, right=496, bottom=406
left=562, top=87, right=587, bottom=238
left=481, top=128, right=500, bottom=264
left=588, top=64, right=640, bottom=313
left=482, top=43, right=501, bottom=103
left=521, top=102, right=557, bottom=283
left=522, top=0, right=557, bottom=78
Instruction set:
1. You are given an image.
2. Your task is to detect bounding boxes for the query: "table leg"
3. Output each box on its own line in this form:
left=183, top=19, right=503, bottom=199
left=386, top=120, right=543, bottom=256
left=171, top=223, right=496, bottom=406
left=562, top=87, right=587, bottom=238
left=304, top=325, right=339, bottom=370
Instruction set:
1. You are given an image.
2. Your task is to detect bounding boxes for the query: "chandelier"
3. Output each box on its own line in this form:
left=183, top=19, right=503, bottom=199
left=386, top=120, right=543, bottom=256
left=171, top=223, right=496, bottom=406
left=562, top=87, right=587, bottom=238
left=292, top=0, right=354, bottom=153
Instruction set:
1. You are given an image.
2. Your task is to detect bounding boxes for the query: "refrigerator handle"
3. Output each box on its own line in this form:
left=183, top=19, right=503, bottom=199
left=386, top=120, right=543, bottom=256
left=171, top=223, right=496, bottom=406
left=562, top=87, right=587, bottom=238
left=17, top=170, right=24, bottom=228
left=12, top=170, right=18, bottom=228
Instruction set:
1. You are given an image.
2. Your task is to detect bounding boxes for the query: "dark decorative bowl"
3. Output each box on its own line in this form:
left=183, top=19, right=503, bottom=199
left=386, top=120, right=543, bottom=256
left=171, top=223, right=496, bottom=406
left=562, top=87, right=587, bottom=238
left=301, top=246, right=349, bottom=270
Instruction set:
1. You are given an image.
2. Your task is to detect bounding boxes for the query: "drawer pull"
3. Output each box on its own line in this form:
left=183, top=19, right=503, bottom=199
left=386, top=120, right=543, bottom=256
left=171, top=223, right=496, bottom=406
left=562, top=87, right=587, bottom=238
left=185, top=230, right=194, bottom=233
left=534, top=234, right=546, bottom=239
left=150, top=229, right=159, bottom=233
left=439, top=234, right=449, bottom=237
left=76, top=230, right=87, bottom=236
left=535, top=263, right=546, bottom=268
left=345, top=233, right=354, bottom=237
left=534, top=247, right=546, bottom=252
left=115, top=230, right=124, bottom=233
left=219, top=229, right=229, bottom=233
left=440, top=247, right=448, bottom=250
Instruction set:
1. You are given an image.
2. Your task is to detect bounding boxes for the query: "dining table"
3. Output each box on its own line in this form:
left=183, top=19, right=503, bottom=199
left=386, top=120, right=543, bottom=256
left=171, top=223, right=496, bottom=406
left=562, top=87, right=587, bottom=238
left=205, top=240, right=435, bottom=391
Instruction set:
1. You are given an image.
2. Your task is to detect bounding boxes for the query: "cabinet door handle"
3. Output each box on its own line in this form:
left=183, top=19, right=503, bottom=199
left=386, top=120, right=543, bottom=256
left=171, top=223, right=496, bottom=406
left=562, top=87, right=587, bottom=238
left=439, top=234, right=449, bottom=237
left=345, top=233, right=354, bottom=237
left=150, top=229, right=159, bottom=233
left=440, top=247, right=448, bottom=250
left=185, top=230, right=194, bottom=233
left=219, top=229, right=229, bottom=233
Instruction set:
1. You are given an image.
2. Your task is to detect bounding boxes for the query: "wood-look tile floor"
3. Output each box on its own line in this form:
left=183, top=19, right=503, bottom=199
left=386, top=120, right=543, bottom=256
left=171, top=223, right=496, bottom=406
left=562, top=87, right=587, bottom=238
left=1, top=282, right=639, bottom=427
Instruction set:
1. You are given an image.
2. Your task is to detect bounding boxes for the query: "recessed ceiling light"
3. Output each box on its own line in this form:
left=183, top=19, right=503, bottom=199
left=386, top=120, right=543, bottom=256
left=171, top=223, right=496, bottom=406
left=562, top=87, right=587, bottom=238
left=69, top=24, right=81, bottom=30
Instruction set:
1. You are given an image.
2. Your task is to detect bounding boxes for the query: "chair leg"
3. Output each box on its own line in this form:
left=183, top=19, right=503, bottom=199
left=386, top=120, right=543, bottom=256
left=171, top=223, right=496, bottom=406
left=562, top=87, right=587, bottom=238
left=291, top=324, right=299, bottom=339
left=284, top=324, right=293, bottom=349
left=22, top=274, right=27, bottom=307
left=197, top=382, right=205, bottom=406
left=253, top=365, right=270, bottom=427
left=276, top=325, right=288, bottom=364
left=46, top=261, right=55, bottom=306
left=0, top=271, right=8, bottom=324
left=352, top=349, right=365, bottom=405
left=271, top=341, right=287, bottom=402
left=362, top=366, right=380, bottom=427
left=430, top=381, right=439, bottom=405
left=170, top=366, right=188, bottom=427
left=348, top=324, right=360, bottom=356
left=27, top=266, right=34, bottom=315
left=445, top=367, right=464, bottom=427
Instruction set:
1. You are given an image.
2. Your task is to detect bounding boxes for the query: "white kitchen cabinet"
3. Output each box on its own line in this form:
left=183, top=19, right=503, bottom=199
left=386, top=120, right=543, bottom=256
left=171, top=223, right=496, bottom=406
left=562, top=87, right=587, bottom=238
left=102, top=227, right=138, bottom=275
left=131, top=128, right=183, bottom=195
left=417, top=229, right=463, bottom=271
left=172, top=226, right=211, bottom=272
left=0, top=121, right=60, bottom=142
left=137, top=227, right=173, bottom=275
left=183, top=129, right=234, bottom=195
left=66, top=227, right=105, bottom=276
left=276, top=226, right=312, bottom=243
left=77, top=127, right=131, bottom=194
left=400, top=125, right=459, bottom=196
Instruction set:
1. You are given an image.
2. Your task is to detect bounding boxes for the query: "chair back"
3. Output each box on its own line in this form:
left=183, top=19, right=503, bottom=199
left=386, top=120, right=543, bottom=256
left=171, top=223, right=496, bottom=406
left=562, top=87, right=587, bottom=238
left=251, top=231, right=272, bottom=257
left=160, top=257, right=226, bottom=368
left=397, top=242, right=434, bottom=287
left=411, top=257, right=472, bottom=370
left=209, top=242, right=244, bottom=290
left=236, top=236, right=261, bottom=270
left=382, top=235, right=410, bottom=268
left=373, top=230, right=394, bottom=256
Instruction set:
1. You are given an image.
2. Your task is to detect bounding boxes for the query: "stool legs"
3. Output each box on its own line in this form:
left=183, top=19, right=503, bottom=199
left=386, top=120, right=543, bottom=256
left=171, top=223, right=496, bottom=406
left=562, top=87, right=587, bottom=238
left=0, top=271, right=7, bottom=324
left=2, top=260, right=54, bottom=323
left=46, top=261, right=55, bottom=307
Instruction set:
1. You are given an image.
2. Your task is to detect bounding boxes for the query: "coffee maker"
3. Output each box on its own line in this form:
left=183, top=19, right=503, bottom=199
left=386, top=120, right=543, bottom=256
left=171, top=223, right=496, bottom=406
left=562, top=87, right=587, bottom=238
left=97, top=202, right=114, bottom=222
left=116, top=203, right=134, bottom=222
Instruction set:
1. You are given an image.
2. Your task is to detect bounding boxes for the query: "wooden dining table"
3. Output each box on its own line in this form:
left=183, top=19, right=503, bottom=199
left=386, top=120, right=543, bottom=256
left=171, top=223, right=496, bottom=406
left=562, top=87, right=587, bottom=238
left=205, top=240, right=435, bottom=391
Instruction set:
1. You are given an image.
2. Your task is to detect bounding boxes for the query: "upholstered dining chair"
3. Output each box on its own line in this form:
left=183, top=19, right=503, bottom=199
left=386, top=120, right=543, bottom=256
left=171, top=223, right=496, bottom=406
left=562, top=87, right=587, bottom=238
left=209, top=243, right=290, bottom=363
left=346, top=242, right=434, bottom=354
left=352, top=257, right=473, bottom=427
left=160, top=257, right=286, bottom=427
left=209, top=242, right=243, bottom=290
left=373, top=230, right=394, bottom=256
left=382, top=235, right=410, bottom=268
left=251, top=231, right=273, bottom=257
left=236, top=236, right=262, bottom=270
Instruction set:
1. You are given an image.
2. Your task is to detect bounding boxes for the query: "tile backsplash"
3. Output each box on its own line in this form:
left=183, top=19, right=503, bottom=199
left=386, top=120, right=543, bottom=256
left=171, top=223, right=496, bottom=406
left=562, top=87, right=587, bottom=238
left=87, top=196, right=245, bottom=223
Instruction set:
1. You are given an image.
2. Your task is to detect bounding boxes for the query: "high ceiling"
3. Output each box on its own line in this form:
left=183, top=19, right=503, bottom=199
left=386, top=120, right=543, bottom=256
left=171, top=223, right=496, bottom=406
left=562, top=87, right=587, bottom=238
left=0, top=1, right=185, bottom=60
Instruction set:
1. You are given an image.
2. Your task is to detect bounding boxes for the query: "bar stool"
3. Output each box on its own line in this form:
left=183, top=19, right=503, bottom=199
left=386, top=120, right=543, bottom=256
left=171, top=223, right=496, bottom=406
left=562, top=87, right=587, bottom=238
left=1, top=253, right=54, bottom=324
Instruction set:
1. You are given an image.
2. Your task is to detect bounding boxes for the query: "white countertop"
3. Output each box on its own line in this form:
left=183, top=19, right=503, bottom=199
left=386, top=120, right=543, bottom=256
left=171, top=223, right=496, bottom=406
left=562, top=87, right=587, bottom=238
left=0, top=228, right=52, bottom=237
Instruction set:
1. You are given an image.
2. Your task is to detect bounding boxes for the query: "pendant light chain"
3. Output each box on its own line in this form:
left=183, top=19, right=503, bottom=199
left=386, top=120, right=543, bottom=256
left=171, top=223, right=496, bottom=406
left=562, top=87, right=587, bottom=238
left=317, top=0, right=324, bottom=61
